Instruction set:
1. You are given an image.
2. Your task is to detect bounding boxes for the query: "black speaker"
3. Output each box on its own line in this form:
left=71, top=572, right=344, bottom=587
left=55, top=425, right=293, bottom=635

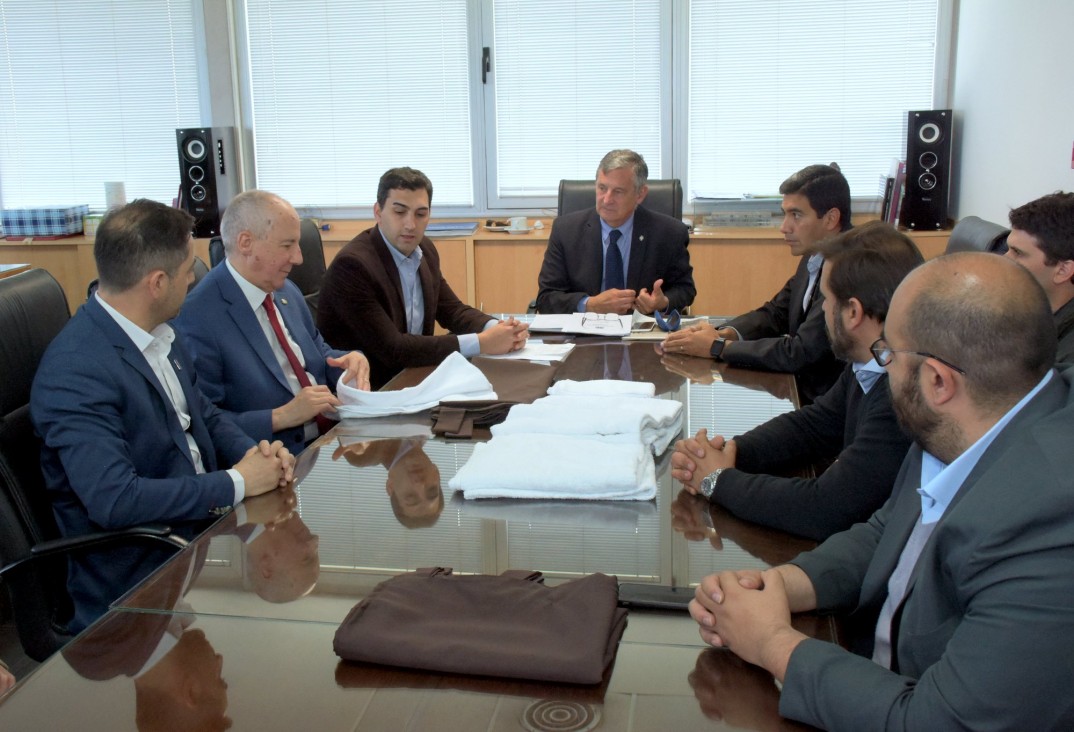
left=901, top=110, right=952, bottom=230
left=176, top=127, right=237, bottom=238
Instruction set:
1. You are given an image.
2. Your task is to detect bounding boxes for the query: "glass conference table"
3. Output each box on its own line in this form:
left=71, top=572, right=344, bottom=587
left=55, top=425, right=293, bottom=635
left=0, top=339, right=828, bottom=731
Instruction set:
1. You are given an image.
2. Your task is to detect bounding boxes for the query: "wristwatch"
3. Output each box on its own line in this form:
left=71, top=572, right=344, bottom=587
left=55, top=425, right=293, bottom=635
left=699, top=468, right=725, bottom=499
left=709, top=337, right=727, bottom=360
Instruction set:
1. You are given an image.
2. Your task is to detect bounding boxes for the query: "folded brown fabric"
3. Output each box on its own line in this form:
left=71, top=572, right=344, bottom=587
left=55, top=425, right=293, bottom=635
left=431, top=358, right=559, bottom=438
left=333, top=568, right=627, bottom=684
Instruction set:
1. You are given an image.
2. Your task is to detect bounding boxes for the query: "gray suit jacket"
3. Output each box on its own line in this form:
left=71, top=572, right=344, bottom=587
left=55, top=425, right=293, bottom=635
left=780, top=366, right=1074, bottom=730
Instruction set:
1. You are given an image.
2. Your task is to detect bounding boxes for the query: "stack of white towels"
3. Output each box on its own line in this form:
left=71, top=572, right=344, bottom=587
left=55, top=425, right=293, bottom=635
left=448, top=379, right=683, bottom=501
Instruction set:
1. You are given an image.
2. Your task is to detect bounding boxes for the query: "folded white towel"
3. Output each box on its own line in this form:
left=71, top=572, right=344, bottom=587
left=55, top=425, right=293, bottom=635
left=448, top=493, right=657, bottom=529
left=547, top=379, right=655, bottom=398
left=491, top=395, right=683, bottom=454
left=336, top=352, right=496, bottom=418
left=448, top=433, right=656, bottom=501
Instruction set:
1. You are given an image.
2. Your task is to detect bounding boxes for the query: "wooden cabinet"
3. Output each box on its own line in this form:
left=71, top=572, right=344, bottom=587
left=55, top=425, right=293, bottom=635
left=1, top=221, right=949, bottom=316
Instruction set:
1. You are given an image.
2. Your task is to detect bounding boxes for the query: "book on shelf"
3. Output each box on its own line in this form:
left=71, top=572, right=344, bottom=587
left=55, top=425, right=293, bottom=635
left=888, top=160, right=907, bottom=227
left=426, top=221, right=479, bottom=236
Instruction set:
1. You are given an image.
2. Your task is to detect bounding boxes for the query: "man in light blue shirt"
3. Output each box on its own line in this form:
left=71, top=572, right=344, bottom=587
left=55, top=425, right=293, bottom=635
left=688, top=252, right=1074, bottom=730
left=318, top=168, right=529, bottom=389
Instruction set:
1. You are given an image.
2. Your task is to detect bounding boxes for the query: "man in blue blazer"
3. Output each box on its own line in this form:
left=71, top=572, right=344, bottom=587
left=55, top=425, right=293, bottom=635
left=688, top=253, right=1074, bottom=730
left=31, top=200, right=294, bottom=632
left=536, top=149, right=695, bottom=315
left=175, top=190, right=370, bottom=455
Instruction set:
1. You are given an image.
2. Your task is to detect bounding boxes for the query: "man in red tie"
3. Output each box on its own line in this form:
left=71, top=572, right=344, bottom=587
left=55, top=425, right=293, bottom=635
left=176, top=190, right=370, bottom=455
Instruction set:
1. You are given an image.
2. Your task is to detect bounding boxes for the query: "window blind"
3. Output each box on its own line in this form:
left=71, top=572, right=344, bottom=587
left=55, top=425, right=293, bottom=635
left=688, top=0, right=939, bottom=199
left=0, top=0, right=202, bottom=210
left=489, top=0, right=664, bottom=203
left=243, top=0, right=473, bottom=209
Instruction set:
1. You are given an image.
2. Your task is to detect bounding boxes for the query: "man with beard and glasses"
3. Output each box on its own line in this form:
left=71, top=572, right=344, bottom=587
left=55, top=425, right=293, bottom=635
left=671, top=222, right=922, bottom=540
left=688, top=252, right=1074, bottom=731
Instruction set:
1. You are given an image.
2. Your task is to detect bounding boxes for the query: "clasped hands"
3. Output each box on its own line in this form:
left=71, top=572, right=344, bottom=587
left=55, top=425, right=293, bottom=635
left=235, top=439, right=295, bottom=497
left=671, top=427, right=737, bottom=494
left=588, top=278, right=668, bottom=315
left=478, top=316, right=530, bottom=354
left=662, top=322, right=737, bottom=358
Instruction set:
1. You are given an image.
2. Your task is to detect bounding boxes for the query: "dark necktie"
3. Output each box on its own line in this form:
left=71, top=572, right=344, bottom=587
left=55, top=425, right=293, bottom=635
left=604, top=229, right=624, bottom=291
left=263, top=294, right=332, bottom=435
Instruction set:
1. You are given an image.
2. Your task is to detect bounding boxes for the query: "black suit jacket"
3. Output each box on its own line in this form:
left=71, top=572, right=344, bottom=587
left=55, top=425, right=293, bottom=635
left=710, top=365, right=910, bottom=541
left=317, top=227, right=492, bottom=389
left=721, top=256, right=841, bottom=402
left=1055, top=295, right=1074, bottom=364
left=535, top=205, right=695, bottom=314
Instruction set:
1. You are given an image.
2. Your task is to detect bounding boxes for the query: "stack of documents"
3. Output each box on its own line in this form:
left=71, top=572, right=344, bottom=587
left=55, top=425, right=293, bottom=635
left=529, top=313, right=632, bottom=337
left=336, top=352, right=495, bottom=418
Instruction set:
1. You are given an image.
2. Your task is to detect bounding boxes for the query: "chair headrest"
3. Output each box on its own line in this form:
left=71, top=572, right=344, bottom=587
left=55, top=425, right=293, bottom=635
left=0, top=270, right=70, bottom=416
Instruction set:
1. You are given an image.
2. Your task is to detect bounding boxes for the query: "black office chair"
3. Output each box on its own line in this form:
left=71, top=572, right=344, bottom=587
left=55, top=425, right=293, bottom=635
left=0, top=269, right=186, bottom=661
left=945, top=216, right=1010, bottom=255
left=288, top=219, right=328, bottom=319
left=208, top=236, right=225, bottom=267
left=557, top=178, right=684, bottom=219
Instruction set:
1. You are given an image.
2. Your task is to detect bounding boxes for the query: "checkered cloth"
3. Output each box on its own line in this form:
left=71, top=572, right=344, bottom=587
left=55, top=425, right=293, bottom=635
left=1, top=205, right=88, bottom=236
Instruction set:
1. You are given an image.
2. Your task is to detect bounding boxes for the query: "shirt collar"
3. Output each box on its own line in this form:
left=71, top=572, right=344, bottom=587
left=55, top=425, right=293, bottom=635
left=600, top=212, right=636, bottom=246
left=94, top=292, right=173, bottom=354
left=917, top=369, right=1054, bottom=523
left=225, top=259, right=273, bottom=311
left=852, top=359, right=886, bottom=394
left=381, top=229, right=423, bottom=266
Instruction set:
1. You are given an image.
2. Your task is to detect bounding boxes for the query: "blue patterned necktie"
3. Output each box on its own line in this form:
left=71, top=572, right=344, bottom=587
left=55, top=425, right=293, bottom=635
left=604, top=229, right=624, bottom=290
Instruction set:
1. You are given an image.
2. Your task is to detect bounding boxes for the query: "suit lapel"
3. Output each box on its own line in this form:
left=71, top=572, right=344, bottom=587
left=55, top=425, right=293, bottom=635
left=372, top=227, right=409, bottom=330
left=585, top=210, right=604, bottom=293
left=217, top=270, right=292, bottom=392
left=787, top=257, right=811, bottom=329
left=169, top=343, right=218, bottom=472
left=275, top=289, right=321, bottom=382
left=85, top=299, right=200, bottom=468
left=626, top=206, right=648, bottom=289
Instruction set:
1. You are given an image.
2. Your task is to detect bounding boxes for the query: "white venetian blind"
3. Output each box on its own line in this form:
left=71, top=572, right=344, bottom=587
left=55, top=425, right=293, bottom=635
left=243, top=0, right=473, bottom=208
left=490, top=0, right=664, bottom=201
left=0, top=0, right=202, bottom=209
left=688, top=0, right=939, bottom=199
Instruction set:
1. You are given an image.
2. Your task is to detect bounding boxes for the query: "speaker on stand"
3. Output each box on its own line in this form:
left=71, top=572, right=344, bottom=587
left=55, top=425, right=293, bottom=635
left=901, top=110, right=953, bottom=230
left=176, top=127, right=237, bottom=238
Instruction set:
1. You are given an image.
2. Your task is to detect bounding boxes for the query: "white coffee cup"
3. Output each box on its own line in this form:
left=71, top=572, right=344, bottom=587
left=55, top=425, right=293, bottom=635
left=508, top=216, right=528, bottom=230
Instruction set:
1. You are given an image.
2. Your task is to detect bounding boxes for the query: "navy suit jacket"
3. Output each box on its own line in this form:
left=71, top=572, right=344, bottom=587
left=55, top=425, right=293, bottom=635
left=31, top=295, right=253, bottom=631
left=782, top=367, right=1074, bottom=730
left=174, top=264, right=346, bottom=454
left=536, top=205, right=695, bottom=314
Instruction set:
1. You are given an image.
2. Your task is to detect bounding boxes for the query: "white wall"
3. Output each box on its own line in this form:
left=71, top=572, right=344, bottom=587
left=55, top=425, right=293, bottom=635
left=950, top=0, right=1074, bottom=222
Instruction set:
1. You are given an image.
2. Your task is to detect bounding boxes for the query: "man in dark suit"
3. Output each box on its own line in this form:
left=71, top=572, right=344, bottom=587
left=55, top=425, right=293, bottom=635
left=672, top=222, right=921, bottom=540
left=535, top=148, right=695, bottom=315
left=318, top=167, right=529, bottom=389
left=175, top=190, right=370, bottom=455
left=1004, top=190, right=1074, bottom=363
left=663, top=163, right=848, bottom=402
left=688, top=253, right=1074, bottom=730
left=31, top=199, right=294, bottom=632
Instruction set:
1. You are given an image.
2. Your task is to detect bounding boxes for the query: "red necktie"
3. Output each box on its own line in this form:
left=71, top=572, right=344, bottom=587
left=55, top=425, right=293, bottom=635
left=263, top=294, right=333, bottom=435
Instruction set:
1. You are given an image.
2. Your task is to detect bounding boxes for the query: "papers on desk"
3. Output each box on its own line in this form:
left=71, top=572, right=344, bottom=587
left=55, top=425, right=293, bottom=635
left=529, top=313, right=632, bottom=337
left=478, top=340, right=574, bottom=362
left=336, top=352, right=496, bottom=418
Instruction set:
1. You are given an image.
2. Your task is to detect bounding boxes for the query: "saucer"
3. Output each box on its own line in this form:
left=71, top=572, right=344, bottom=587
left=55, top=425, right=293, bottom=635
left=506, top=227, right=533, bottom=235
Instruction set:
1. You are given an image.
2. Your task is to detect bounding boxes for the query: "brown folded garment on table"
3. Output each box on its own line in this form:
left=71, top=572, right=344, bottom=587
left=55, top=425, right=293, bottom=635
left=431, top=357, right=558, bottom=438
left=333, top=568, right=627, bottom=684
